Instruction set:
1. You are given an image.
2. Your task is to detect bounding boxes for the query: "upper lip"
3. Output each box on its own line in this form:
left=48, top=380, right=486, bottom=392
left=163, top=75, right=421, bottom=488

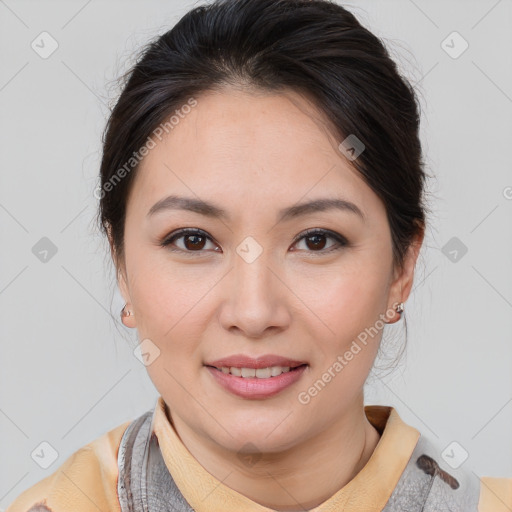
left=205, top=354, right=308, bottom=369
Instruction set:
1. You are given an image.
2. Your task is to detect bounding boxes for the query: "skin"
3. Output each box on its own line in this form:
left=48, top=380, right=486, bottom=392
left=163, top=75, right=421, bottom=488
left=113, top=87, right=424, bottom=510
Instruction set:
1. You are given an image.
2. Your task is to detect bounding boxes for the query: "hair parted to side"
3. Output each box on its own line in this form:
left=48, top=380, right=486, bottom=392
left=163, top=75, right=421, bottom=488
left=96, top=0, right=430, bottom=369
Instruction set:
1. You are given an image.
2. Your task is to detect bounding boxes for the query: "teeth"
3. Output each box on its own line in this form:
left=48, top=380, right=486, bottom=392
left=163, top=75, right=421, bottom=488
left=241, top=367, right=256, bottom=378
left=256, top=367, right=271, bottom=378
left=218, top=366, right=294, bottom=378
left=271, top=366, right=284, bottom=377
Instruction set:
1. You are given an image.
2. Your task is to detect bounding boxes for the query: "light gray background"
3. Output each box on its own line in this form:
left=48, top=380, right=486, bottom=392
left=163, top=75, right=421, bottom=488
left=1, top=0, right=511, bottom=508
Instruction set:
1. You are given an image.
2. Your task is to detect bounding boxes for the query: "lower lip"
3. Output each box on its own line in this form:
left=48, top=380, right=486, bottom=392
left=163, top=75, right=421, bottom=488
left=205, top=365, right=308, bottom=399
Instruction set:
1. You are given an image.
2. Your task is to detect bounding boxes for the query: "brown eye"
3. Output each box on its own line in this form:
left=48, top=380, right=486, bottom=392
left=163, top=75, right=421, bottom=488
left=292, top=229, right=347, bottom=253
left=182, top=233, right=206, bottom=250
left=160, top=228, right=219, bottom=253
left=304, top=233, right=327, bottom=250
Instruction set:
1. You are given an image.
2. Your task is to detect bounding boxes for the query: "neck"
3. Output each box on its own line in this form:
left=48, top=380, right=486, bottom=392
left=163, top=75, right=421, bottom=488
left=167, top=396, right=382, bottom=510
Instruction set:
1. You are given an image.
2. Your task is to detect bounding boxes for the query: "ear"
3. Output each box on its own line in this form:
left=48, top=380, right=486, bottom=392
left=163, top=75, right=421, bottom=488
left=117, top=265, right=131, bottom=305
left=387, top=224, right=425, bottom=321
left=117, top=263, right=137, bottom=328
left=107, top=225, right=136, bottom=328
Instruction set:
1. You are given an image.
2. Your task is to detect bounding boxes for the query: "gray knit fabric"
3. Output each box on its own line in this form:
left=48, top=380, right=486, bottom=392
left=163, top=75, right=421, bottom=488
left=118, top=407, right=482, bottom=512
left=382, top=434, right=480, bottom=511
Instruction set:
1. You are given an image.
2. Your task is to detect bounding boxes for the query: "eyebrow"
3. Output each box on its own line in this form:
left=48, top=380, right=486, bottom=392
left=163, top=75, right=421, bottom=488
left=147, top=194, right=365, bottom=223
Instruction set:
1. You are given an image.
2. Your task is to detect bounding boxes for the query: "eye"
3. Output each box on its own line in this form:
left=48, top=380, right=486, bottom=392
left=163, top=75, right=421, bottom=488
left=291, top=229, right=348, bottom=254
left=160, top=228, right=220, bottom=253
left=160, top=227, right=348, bottom=254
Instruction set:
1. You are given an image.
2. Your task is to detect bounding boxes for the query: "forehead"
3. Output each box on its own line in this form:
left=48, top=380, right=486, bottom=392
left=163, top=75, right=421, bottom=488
left=127, top=88, right=382, bottom=221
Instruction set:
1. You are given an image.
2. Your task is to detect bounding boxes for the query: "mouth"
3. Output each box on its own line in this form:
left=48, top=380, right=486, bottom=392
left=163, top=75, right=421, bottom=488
left=205, top=363, right=308, bottom=378
left=204, top=360, right=309, bottom=400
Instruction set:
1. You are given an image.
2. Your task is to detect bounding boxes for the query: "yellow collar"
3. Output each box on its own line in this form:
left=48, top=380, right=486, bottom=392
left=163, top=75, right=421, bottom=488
left=152, top=396, right=420, bottom=511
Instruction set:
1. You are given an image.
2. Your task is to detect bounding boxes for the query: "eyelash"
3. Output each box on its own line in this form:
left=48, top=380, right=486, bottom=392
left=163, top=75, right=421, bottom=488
left=159, top=228, right=348, bottom=255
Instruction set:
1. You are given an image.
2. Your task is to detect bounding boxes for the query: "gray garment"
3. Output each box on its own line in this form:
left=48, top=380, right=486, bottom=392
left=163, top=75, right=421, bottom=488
left=382, top=434, right=481, bottom=511
left=117, top=406, right=482, bottom=512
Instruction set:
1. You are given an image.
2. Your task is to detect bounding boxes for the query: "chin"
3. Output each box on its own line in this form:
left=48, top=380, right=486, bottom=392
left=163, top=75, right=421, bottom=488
left=208, top=417, right=301, bottom=454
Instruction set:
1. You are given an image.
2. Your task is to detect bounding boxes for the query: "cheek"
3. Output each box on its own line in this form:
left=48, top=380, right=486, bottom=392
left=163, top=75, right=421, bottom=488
left=126, top=258, right=228, bottom=394
left=292, top=260, right=391, bottom=401
left=129, top=260, right=210, bottom=398
left=127, top=247, right=214, bottom=334
left=293, top=259, right=390, bottom=339
left=299, top=272, right=387, bottom=409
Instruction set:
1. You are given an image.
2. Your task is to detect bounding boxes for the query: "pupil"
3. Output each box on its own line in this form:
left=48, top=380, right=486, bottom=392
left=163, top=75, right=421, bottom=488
left=185, top=235, right=205, bottom=250
left=307, top=234, right=326, bottom=250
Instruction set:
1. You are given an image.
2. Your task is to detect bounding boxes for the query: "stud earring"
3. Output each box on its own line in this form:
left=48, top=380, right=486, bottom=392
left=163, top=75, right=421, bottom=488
left=121, top=304, right=133, bottom=319
left=384, top=301, right=405, bottom=325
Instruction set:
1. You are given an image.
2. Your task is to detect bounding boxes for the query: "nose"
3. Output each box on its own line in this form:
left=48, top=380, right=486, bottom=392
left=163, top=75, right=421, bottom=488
left=217, top=245, right=291, bottom=339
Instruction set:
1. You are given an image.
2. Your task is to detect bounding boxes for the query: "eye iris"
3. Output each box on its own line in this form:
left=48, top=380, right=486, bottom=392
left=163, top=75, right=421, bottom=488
left=184, top=234, right=206, bottom=250
left=306, top=234, right=326, bottom=250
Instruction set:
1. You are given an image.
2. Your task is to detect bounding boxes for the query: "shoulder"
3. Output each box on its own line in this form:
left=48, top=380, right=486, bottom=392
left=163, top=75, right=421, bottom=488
left=5, top=419, right=132, bottom=512
left=381, top=422, right=511, bottom=512
left=478, top=476, right=512, bottom=512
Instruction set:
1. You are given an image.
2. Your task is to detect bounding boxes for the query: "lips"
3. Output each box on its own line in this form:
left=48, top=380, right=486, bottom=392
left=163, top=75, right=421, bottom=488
left=205, top=362, right=308, bottom=399
left=204, top=354, right=308, bottom=370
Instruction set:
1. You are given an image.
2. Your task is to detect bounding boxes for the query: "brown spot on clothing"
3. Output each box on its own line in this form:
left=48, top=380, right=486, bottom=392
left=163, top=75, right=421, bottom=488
left=416, top=454, right=460, bottom=490
left=26, top=501, right=53, bottom=512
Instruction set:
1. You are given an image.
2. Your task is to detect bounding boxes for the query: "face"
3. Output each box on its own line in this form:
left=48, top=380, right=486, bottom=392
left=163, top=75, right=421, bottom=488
left=116, top=87, right=420, bottom=454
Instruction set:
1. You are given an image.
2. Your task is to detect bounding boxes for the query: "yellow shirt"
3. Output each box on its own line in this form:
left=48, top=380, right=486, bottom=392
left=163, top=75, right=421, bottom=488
left=6, top=396, right=512, bottom=512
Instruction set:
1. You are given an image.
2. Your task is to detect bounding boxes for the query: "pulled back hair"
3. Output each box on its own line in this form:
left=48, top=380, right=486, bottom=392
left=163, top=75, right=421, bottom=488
left=97, top=0, right=429, bottom=368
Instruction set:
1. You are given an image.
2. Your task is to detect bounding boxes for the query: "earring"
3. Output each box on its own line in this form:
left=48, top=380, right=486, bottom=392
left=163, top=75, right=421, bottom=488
left=120, top=304, right=136, bottom=328
left=385, top=301, right=404, bottom=325
left=120, top=304, right=135, bottom=328
left=121, top=304, right=133, bottom=319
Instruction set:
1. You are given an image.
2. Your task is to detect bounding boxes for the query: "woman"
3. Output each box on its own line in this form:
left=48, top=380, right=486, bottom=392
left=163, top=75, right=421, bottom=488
left=7, top=0, right=511, bottom=510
